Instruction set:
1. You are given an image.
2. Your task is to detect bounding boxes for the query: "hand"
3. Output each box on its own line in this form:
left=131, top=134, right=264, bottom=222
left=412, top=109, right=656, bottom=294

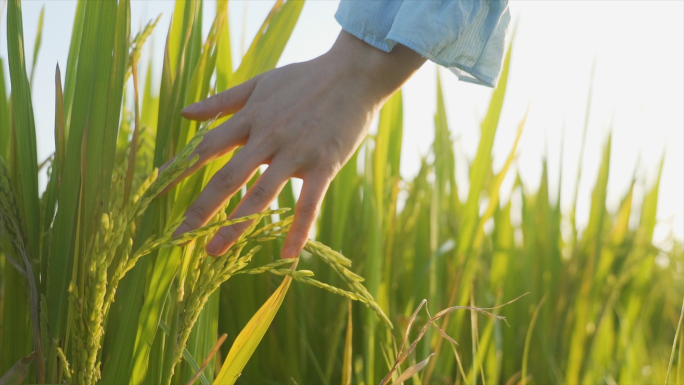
left=171, top=31, right=425, bottom=258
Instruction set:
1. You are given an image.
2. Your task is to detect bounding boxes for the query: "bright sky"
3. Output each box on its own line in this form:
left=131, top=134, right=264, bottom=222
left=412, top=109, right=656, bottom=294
left=1, top=1, right=682, bottom=248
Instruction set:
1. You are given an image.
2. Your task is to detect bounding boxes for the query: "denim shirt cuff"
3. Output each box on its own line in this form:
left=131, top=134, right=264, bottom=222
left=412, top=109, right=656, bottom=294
left=335, top=0, right=510, bottom=88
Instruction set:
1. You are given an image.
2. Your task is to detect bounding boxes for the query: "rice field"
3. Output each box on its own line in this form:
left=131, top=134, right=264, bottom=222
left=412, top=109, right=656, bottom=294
left=0, top=1, right=682, bottom=384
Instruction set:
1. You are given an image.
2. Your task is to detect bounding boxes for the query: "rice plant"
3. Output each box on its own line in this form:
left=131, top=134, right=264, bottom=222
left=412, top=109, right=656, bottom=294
left=1, top=0, right=682, bottom=384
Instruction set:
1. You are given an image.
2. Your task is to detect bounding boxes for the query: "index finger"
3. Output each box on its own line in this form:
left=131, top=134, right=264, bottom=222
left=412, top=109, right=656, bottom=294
left=181, top=75, right=261, bottom=121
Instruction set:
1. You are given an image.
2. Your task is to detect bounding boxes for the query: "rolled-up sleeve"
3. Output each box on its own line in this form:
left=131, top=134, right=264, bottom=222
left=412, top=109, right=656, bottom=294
left=335, top=0, right=511, bottom=88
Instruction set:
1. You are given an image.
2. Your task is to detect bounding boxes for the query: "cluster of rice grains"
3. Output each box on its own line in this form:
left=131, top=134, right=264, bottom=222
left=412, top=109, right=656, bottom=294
left=62, top=122, right=203, bottom=384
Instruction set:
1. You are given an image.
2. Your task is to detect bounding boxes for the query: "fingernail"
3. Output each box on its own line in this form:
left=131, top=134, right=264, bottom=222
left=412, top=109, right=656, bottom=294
left=281, top=246, right=298, bottom=259
left=173, top=223, right=190, bottom=238
left=206, top=237, right=225, bottom=256
left=181, top=104, right=199, bottom=115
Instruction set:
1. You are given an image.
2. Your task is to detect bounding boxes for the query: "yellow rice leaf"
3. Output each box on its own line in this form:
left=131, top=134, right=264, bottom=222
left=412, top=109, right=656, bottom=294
left=213, top=273, right=294, bottom=385
left=341, top=301, right=353, bottom=385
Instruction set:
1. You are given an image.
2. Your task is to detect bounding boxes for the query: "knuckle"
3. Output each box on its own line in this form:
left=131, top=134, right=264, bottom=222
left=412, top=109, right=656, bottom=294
left=194, top=138, right=211, bottom=159
left=238, top=105, right=256, bottom=123
left=269, top=130, right=286, bottom=146
left=310, top=146, right=328, bottom=161
left=212, top=167, right=238, bottom=191
left=216, top=91, right=234, bottom=108
left=184, top=206, right=206, bottom=227
left=286, top=147, right=308, bottom=167
left=289, top=146, right=323, bottom=169
left=213, top=228, right=231, bottom=245
left=222, top=224, right=243, bottom=241
left=247, top=185, right=270, bottom=206
left=317, top=160, right=341, bottom=177
left=250, top=132, right=273, bottom=152
left=253, top=128, right=282, bottom=152
left=290, top=227, right=310, bottom=243
left=298, top=200, right=319, bottom=217
left=302, top=146, right=336, bottom=170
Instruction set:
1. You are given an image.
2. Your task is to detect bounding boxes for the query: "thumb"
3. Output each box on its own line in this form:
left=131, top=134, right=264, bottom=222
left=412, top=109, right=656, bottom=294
left=181, top=74, right=261, bottom=121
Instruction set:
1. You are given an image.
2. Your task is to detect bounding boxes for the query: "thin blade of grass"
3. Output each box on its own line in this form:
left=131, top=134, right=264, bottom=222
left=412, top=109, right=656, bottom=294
left=665, top=296, right=684, bottom=384
left=28, top=5, right=44, bottom=87
left=522, top=295, right=546, bottom=385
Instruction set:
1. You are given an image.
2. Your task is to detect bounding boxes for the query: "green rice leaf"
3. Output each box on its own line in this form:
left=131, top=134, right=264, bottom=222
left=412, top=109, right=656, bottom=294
left=99, top=0, right=130, bottom=212
left=62, top=0, right=86, bottom=133
left=6, top=0, right=40, bottom=259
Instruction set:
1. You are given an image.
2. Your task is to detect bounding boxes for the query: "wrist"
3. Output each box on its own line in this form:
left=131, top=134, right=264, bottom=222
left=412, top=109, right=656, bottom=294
left=324, top=30, right=426, bottom=103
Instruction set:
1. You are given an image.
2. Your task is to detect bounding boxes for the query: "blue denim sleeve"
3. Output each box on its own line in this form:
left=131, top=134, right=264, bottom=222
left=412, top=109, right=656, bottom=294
left=335, top=0, right=511, bottom=88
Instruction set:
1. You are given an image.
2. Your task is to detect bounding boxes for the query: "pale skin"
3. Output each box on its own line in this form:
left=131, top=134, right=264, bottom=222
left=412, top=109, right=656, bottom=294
left=169, top=30, right=426, bottom=258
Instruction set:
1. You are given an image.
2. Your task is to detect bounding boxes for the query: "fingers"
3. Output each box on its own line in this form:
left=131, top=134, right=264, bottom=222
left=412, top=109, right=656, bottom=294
left=173, top=145, right=262, bottom=238
left=181, top=75, right=261, bottom=121
left=159, top=114, right=249, bottom=193
left=281, top=175, right=330, bottom=259
left=206, top=163, right=292, bottom=256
